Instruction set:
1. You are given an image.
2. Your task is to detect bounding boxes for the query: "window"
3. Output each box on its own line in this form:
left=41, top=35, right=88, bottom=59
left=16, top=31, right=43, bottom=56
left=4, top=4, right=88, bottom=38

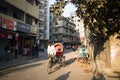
left=0, top=5, right=7, bottom=14
left=13, top=12, right=18, bottom=18
left=35, top=19, right=37, bottom=24
left=66, top=29, right=68, bottom=33
left=35, top=0, right=39, bottom=6
left=50, top=23, right=52, bottom=26
left=26, top=0, right=33, bottom=5
left=26, top=14, right=32, bottom=25
left=13, top=12, right=23, bottom=21
left=55, top=28, right=58, bottom=32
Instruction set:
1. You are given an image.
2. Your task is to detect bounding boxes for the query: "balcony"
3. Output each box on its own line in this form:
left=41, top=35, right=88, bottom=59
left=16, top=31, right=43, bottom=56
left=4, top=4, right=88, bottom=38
left=39, top=0, right=44, bottom=4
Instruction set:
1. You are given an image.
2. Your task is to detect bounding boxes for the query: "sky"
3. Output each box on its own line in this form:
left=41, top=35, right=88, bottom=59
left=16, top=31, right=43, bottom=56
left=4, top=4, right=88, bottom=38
left=49, top=0, right=77, bottom=17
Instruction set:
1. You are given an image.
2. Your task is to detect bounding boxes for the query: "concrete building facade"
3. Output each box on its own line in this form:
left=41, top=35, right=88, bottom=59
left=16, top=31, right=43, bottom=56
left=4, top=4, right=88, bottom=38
left=71, top=14, right=85, bottom=45
left=0, top=0, right=40, bottom=59
left=39, top=0, right=49, bottom=50
left=50, top=12, right=79, bottom=47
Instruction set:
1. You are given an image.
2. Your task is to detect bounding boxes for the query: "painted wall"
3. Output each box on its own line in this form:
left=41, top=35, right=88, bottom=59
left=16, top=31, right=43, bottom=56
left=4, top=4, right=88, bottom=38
left=110, top=33, right=120, bottom=72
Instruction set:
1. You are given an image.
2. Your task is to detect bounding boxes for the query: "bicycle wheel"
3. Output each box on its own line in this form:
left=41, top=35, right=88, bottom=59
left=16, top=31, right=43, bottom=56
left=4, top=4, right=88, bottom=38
left=61, top=56, right=65, bottom=67
left=47, top=61, right=52, bottom=74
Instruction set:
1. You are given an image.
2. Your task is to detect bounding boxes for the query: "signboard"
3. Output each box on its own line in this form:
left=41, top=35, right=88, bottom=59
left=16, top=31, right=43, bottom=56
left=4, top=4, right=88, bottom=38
left=30, top=26, right=37, bottom=34
left=17, top=22, right=30, bottom=33
left=0, top=33, right=8, bottom=39
left=3, top=18, right=15, bottom=30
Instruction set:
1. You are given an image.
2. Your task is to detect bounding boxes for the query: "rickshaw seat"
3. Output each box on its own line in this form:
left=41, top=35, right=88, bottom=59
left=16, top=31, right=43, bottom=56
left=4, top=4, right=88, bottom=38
left=54, top=43, right=63, bottom=57
left=56, top=51, right=62, bottom=56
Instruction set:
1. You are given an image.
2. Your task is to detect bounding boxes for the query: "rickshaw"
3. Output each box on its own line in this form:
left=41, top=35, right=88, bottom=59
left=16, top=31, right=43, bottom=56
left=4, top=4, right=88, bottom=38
left=47, top=43, right=65, bottom=74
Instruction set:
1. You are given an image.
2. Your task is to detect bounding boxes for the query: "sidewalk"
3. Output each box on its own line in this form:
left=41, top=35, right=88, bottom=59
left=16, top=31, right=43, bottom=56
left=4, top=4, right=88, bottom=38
left=0, top=52, right=46, bottom=70
left=70, top=51, right=120, bottom=79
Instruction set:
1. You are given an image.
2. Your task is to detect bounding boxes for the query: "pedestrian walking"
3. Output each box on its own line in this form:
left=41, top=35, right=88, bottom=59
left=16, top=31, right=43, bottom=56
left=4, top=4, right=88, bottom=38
left=15, top=43, right=18, bottom=58
left=32, top=44, right=39, bottom=58
left=35, top=44, right=39, bottom=58
left=5, top=43, right=11, bottom=61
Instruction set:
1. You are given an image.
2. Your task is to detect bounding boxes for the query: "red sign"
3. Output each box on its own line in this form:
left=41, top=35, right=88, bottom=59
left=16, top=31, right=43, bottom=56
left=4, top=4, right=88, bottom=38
left=0, top=17, right=2, bottom=27
left=0, top=33, right=8, bottom=39
left=3, top=18, right=14, bottom=30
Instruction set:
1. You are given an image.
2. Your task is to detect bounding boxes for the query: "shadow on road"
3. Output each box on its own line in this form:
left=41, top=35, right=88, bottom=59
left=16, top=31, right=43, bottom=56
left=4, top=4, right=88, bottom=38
left=49, top=65, right=62, bottom=74
left=91, top=73, right=106, bottom=80
left=65, top=58, right=75, bottom=67
left=0, top=62, right=43, bottom=77
left=0, top=53, right=48, bottom=70
left=55, top=71, right=71, bottom=80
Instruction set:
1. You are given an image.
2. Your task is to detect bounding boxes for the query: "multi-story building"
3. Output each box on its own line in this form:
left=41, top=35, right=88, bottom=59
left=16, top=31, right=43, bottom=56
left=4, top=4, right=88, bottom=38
left=71, top=14, right=85, bottom=45
left=39, top=0, right=49, bottom=50
left=0, top=0, right=40, bottom=59
left=50, top=11, right=79, bottom=47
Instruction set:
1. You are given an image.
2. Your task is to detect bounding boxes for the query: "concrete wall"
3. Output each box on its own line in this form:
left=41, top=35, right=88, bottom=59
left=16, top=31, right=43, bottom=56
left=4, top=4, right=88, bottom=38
left=95, top=33, right=120, bottom=73
left=96, top=40, right=111, bottom=73
left=110, top=33, right=120, bottom=72
left=5, top=0, right=39, bottom=19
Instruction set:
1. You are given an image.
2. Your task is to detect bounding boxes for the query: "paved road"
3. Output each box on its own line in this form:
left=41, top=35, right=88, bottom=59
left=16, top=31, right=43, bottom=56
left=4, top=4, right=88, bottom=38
left=0, top=49, right=119, bottom=80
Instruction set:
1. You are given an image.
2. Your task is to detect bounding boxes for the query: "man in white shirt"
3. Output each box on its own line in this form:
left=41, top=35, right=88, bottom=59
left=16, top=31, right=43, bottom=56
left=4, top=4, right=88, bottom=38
left=47, top=41, right=56, bottom=62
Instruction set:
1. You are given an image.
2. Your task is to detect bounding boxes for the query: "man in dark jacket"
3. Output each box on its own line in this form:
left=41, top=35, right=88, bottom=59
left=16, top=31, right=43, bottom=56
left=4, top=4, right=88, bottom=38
left=32, top=44, right=39, bottom=58
left=5, top=43, right=11, bottom=61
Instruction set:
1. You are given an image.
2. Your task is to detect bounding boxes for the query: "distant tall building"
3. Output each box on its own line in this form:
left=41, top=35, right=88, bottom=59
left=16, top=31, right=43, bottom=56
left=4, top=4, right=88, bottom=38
left=71, top=14, right=86, bottom=45
left=50, top=6, right=79, bottom=47
left=39, top=0, right=49, bottom=49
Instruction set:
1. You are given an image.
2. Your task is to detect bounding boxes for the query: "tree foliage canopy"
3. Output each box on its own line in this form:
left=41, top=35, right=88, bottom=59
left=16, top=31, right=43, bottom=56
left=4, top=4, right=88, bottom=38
left=71, top=0, right=119, bottom=36
left=52, top=0, right=120, bottom=56
left=54, top=0, right=120, bottom=38
left=50, top=0, right=68, bottom=15
left=52, top=0, right=120, bottom=36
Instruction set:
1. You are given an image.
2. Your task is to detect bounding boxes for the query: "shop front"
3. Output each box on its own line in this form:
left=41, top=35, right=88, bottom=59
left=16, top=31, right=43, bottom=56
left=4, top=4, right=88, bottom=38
left=15, top=21, right=39, bottom=56
left=0, top=17, right=16, bottom=60
left=39, top=29, right=47, bottom=52
left=16, top=22, right=31, bottom=56
left=0, top=32, right=9, bottom=59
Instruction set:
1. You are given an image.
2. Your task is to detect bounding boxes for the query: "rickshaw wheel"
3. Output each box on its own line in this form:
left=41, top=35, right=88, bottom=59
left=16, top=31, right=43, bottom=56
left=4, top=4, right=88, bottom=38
left=47, top=61, right=52, bottom=74
left=61, top=56, right=65, bottom=67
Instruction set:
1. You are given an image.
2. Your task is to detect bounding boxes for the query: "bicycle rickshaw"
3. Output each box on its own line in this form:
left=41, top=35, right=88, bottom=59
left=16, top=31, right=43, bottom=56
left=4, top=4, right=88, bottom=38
left=47, top=43, right=65, bottom=74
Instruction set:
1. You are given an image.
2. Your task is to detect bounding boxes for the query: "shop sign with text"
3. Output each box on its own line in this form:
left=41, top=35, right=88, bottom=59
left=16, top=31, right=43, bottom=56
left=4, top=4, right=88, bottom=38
left=17, top=22, right=30, bottom=33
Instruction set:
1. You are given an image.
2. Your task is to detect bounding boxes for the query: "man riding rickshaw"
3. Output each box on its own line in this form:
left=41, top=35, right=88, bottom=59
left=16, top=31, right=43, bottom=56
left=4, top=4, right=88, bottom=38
left=47, top=41, right=65, bottom=74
